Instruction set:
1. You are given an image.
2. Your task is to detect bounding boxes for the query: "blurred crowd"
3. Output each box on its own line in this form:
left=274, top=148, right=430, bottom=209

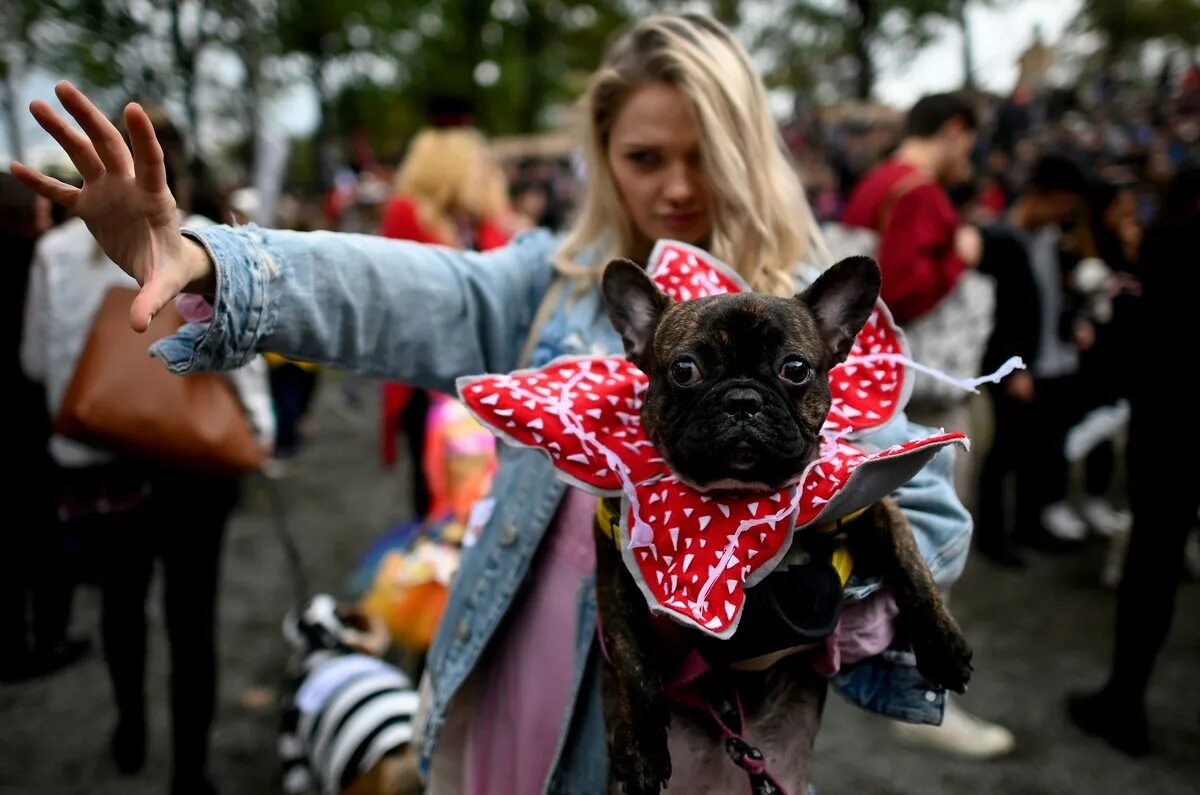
left=4, top=29, right=1198, bottom=795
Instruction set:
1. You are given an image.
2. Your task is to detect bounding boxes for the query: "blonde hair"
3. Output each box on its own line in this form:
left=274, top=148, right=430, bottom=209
left=556, top=13, right=823, bottom=297
left=394, top=127, right=508, bottom=245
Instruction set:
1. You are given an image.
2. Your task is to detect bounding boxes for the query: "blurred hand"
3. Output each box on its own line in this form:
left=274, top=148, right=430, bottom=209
left=1112, top=272, right=1143, bottom=298
left=954, top=225, right=983, bottom=268
left=1005, top=370, right=1035, bottom=403
left=1073, top=319, right=1096, bottom=352
left=9, top=82, right=213, bottom=332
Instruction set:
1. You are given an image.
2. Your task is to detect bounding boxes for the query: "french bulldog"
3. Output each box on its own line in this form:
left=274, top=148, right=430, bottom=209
left=595, top=256, right=973, bottom=795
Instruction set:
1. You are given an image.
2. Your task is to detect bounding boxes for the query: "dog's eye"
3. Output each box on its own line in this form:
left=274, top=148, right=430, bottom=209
left=670, top=358, right=703, bottom=386
left=779, top=358, right=812, bottom=385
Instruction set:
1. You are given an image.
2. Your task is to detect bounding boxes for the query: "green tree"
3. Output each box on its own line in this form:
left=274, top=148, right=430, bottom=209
left=753, top=0, right=985, bottom=101
left=1074, top=0, right=1200, bottom=71
left=0, top=0, right=48, bottom=161
left=25, top=0, right=169, bottom=101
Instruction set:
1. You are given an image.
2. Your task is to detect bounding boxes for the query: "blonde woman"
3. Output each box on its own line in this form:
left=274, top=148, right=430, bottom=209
left=380, top=126, right=512, bottom=250
left=14, top=14, right=970, bottom=793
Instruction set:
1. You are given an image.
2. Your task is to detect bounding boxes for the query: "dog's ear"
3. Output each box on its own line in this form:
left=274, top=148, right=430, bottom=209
left=602, top=258, right=671, bottom=364
left=797, top=256, right=881, bottom=363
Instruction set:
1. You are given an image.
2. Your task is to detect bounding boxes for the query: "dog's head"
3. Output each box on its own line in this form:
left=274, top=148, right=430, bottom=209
left=283, top=594, right=390, bottom=662
left=601, top=256, right=880, bottom=493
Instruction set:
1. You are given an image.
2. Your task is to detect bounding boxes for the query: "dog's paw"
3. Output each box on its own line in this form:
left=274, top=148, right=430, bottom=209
left=611, top=719, right=670, bottom=795
left=622, top=750, right=671, bottom=795
left=913, top=630, right=974, bottom=694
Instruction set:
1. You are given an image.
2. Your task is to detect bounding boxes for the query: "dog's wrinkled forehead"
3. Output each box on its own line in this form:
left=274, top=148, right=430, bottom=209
left=652, top=293, right=826, bottom=365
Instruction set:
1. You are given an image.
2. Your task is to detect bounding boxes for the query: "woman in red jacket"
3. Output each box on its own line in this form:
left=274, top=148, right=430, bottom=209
left=379, top=127, right=516, bottom=516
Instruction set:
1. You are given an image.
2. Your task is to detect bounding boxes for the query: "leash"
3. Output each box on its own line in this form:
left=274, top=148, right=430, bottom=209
left=253, top=470, right=311, bottom=613
left=595, top=621, right=790, bottom=795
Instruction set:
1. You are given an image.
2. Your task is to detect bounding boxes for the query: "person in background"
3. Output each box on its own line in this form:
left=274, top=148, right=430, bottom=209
left=20, top=107, right=274, bottom=795
left=0, top=172, right=91, bottom=682
left=1069, top=164, right=1200, bottom=756
left=265, top=353, right=320, bottom=461
left=509, top=178, right=548, bottom=234
left=841, top=92, right=982, bottom=326
left=379, top=126, right=513, bottom=251
left=975, top=153, right=1093, bottom=567
left=378, top=126, right=514, bottom=518
left=1069, top=181, right=1141, bottom=539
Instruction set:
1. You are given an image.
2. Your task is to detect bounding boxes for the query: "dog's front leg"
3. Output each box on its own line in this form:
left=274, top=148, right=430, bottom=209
left=594, top=498, right=671, bottom=795
left=846, top=499, right=973, bottom=693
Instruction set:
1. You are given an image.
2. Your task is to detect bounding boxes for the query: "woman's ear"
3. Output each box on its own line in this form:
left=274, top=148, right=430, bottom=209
left=602, top=258, right=671, bottom=364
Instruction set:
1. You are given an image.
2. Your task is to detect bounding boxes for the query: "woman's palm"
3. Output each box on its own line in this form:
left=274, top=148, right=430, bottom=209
left=10, top=81, right=192, bottom=332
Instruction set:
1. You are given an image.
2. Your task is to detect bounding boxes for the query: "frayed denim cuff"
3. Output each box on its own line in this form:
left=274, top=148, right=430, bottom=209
left=151, top=225, right=274, bottom=373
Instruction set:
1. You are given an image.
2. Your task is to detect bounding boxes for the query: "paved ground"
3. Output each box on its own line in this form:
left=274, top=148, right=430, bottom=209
left=2, top=375, right=1197, bottom=795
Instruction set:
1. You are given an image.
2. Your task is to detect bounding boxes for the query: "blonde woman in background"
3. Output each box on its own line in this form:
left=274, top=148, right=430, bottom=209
left=379, top=126, right=513, bottom=250
left=378, top=126, right=513, bottom=517
left=15, top=14, right=971, bottom=793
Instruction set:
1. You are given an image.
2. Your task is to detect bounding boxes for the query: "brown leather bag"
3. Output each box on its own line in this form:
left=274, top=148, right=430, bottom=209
left=55, top=286, right=266, bottom=476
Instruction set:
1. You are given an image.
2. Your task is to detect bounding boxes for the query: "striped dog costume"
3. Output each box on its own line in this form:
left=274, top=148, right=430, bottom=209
left=280, top=595, right=418, bottom=795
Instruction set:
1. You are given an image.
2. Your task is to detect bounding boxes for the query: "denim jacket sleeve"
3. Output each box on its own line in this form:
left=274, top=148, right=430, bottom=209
left=150, top=225, right=558, bottom=394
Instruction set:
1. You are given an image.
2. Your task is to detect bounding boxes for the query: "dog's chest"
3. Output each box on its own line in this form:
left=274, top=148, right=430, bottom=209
left=636, top=671, right=825, bottom=794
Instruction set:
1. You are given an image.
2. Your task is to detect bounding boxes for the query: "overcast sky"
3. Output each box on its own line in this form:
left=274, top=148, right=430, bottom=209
left=3, top=0, right=1082, bottom=167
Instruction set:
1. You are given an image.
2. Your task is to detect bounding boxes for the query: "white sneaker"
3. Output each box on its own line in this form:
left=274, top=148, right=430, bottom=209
left=1041, top=501, right=1088, bottom=542
left=261, top=456, right=290, bottom=480
left=1081, top=497, right=1132, bottom=538
left=891, top=698, right=1016, bottom=760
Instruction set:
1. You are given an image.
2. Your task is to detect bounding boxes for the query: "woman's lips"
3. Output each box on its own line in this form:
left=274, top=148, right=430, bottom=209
left=659, top=211, right=703, bottom=231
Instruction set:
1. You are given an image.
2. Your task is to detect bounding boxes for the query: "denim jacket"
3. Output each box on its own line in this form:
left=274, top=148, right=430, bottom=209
left=155, top=225, right=971, bottom=795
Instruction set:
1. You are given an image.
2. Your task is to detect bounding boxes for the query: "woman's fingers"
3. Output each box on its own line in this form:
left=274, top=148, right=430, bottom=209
left=9, top=161, right=81, bottom=207
left=124, top=103, right=167, bottom=194
left=55, top=81, right=134, bottom=176
left=28, top=99, right=106, bottom=181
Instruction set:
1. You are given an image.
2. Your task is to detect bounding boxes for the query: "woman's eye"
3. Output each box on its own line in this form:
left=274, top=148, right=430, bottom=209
left=779, top=358, right=811, bottom=385
left=627, top=150, right=661, bottom=168
left=670, top=358, right=703, bottom=386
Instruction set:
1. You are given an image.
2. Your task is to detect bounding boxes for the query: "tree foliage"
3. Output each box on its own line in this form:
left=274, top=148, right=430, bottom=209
left=753, top=0, right=979, bottom=101
left=1074, top=0, right=1200, bottom=59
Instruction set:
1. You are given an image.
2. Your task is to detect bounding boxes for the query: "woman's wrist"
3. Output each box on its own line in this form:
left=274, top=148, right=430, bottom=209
left=181, top=235, right=218, bottom=296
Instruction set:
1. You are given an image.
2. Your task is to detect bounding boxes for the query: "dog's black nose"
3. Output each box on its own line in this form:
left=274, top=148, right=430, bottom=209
left=723, top=388, right=763, bottom=416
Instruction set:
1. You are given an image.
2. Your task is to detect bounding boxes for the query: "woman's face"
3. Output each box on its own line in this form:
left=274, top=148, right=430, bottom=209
left=607, top=83, right=712, bottom=255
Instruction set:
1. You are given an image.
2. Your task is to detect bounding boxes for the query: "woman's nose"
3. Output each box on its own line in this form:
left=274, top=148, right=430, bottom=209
left=663, top=160, right=696, bottom=202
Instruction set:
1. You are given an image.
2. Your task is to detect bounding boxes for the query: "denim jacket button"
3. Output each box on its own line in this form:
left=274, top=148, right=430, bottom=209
left=456, top=618, right=471, bottom=642
left=924, top=690, right=938, bottom=703
left=499, top=523, right=519, bottom=546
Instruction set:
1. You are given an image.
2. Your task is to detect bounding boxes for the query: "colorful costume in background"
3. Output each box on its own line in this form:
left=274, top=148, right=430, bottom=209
left=359, top=395, right=496, bottom=655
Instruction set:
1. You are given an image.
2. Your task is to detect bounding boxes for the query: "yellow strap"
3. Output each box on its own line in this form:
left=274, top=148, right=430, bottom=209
left=831, top=547, right=854, bottom=586
left=596, top=498, right=622, bottom=549
left=594, top=499, right=858, bottom=584
left=813, top=506, right=869, bottom=534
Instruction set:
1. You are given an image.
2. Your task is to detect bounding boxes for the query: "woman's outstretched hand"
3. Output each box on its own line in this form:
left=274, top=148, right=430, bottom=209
left=10, top=81, right=213, bottom=332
